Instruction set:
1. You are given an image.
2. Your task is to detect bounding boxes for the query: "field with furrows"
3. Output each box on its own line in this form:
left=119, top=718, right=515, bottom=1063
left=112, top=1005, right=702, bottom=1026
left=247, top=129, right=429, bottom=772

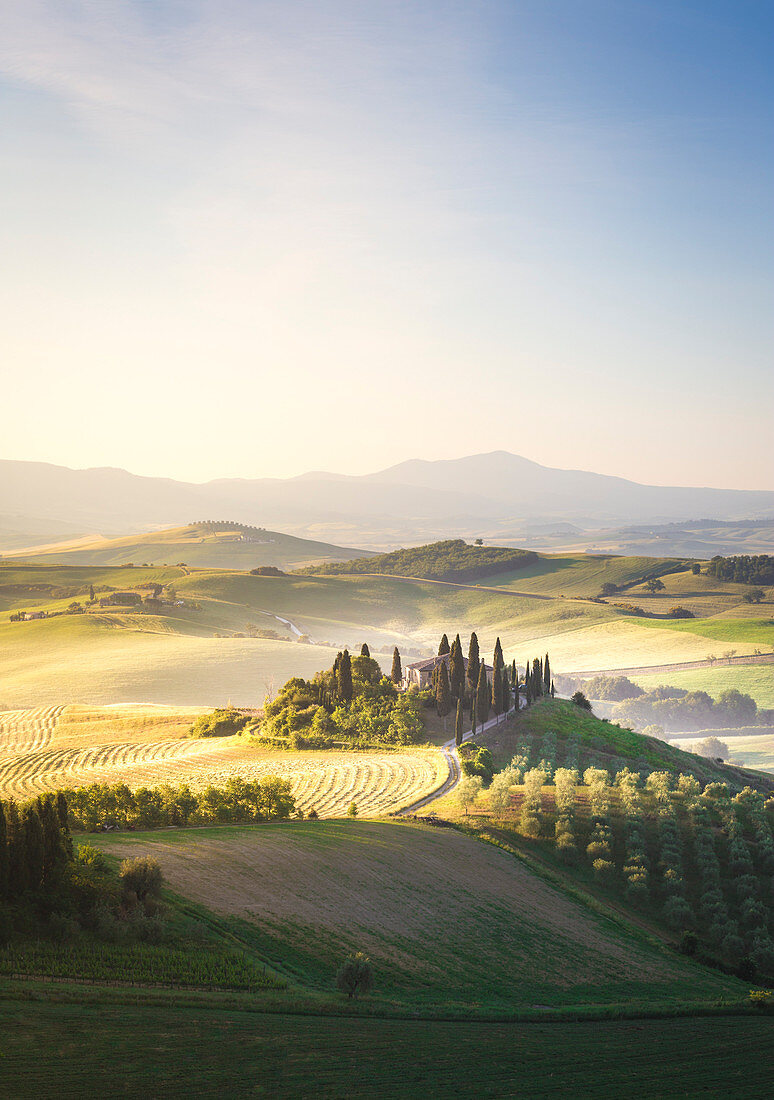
left=0, top=706, right=445, bottom=815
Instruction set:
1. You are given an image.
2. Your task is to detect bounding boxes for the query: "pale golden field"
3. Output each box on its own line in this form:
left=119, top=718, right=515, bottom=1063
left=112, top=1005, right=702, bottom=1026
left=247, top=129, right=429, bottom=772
left=0, top=705, right=445, bottom=816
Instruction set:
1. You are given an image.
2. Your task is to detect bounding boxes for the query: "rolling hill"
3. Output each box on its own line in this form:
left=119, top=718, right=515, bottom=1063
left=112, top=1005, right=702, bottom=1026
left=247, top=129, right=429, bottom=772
left=3, top=452, right=773, bottom=551
left=5, top=521, right=370, bottom=571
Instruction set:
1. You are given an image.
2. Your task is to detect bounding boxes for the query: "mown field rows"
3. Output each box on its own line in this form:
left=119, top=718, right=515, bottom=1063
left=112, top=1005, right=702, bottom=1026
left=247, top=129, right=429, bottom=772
left=0, top=708, right=445, bottom=816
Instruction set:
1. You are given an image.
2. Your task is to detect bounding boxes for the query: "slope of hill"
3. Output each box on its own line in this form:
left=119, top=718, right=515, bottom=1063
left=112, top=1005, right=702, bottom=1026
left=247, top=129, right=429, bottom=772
left=94, top=819, right=740, bottom=1011
left=3, top=522, right=370, bottom=570
left=3, top=453, right=773, bottom=551
left=300, top=539, right=538, bottom=581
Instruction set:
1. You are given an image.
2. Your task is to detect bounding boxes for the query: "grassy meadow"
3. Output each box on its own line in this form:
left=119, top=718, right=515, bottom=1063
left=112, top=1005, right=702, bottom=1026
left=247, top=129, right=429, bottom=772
left=92, top=819, right=741, bottom=1011
left=4, top=995, right=772, bottom=1099
left=0, top=549, right=771, bottom=708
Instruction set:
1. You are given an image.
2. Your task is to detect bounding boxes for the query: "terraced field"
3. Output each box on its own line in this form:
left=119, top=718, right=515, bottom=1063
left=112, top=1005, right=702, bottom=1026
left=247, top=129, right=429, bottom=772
left=0, top=706, right=445, bottom=816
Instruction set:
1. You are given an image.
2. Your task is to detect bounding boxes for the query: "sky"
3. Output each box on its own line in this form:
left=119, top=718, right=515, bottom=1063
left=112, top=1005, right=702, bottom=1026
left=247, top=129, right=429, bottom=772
left=1, top=0, right=772, bottom=489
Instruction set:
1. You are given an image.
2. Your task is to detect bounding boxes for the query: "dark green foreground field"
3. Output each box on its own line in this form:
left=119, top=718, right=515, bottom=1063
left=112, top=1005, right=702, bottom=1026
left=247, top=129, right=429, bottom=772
left=2, top=992, right=773, bottom=1098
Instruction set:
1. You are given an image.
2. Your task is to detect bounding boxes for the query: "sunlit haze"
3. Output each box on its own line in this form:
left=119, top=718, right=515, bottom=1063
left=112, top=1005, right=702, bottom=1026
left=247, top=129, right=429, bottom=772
left=1, top=1, right=772, bottom=488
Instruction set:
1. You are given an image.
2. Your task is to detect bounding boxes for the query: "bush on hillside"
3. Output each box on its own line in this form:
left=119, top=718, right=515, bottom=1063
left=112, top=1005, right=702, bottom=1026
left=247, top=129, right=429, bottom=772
left=189, top=708, right=250, bottom=738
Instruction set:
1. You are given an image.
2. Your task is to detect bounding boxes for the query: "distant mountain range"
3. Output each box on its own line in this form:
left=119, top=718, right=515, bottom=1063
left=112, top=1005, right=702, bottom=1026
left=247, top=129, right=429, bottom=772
left=1, top=453, right=773, bottom=555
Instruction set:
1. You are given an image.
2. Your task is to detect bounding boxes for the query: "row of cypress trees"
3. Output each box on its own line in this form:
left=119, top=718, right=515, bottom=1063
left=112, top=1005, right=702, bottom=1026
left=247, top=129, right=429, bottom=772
left=0, top=793, right=72, bottom=903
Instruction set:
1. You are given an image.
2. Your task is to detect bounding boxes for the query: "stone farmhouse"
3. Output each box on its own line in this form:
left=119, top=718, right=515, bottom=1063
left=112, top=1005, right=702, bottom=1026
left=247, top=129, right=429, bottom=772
left=402, top=652, right=492, bottom=691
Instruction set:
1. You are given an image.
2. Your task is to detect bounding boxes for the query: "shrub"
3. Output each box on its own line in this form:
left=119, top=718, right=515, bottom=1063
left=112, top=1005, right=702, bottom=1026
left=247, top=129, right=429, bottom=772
left=335, top=952, right=374, bottom=999
left=592, top=858, right=615, bottom=884
left=189, top=708, right=250, bottom=738
left=120, top=857, right=163, bottom=902
left=571, top=691, right=591, bottom=710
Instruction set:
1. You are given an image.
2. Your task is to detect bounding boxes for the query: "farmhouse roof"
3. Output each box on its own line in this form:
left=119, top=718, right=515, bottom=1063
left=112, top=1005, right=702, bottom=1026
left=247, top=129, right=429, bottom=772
left=405, top=654, right=492, bottom=673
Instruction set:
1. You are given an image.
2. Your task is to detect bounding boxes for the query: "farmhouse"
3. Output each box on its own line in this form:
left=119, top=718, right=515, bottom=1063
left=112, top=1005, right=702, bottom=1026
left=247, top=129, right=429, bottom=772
left=402, top=653, right=492, bottom=691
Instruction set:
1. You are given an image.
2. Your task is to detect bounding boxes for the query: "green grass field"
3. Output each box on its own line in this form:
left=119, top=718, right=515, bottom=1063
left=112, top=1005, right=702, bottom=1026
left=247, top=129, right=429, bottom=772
left=3, top=995, right=772, bottom=1099
left=91, top=819, right=741, bottom=1011
left=632, top=663, right=774, bottom=709
left=1, top=552, right=770, bottom=707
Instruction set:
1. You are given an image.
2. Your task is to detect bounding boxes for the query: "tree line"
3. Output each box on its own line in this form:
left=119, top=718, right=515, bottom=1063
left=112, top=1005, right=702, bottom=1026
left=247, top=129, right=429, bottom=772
left=706, top=555, right=774, bottom=586
left=0, top=793, right=72, bottom=905
left=297, top=539, right=537, bottom=582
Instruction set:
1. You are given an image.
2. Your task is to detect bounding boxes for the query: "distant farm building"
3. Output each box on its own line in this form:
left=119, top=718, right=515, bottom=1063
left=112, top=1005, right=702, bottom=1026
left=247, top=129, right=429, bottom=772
left=402, top=653, right=492, bottom=691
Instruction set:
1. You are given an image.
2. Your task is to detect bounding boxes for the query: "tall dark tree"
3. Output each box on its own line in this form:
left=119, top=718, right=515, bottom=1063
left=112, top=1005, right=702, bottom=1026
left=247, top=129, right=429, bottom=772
left=23, top=805, right=45, bottom=894
left=513, top=675, right=520, bottom=712
left=338, top=650, right=353, bottom=705
left=38, top=797, right=66, bottom=884
left=454, top=699, right=464, bottom=747
left=476, top=660, right=490, bottom=725
left=532, top=658, right=542, bottom=698
left=360, top=642, right=370, bottom=658
left=391, top=647, right=402, bottom=684
left=467, top=633, right=480, bottom=693
left=438, top=634, right=450, bottom=656
left=0, top=802, right=8, bottom=902
left=89, top=584, right=95, bottom=602
left=471, top=694, right=478, bottom=738
left=449, top=635, right=465, bottom=702
left=436, top=661, right=451, bottom=720
left=551, top=680, right=555, bottom=698
left=543, top=654, right=551, bottom=695
left=492, top=664, right=504, bottom=717
left=493, top=637, right=503, bottom=673
left=511, top=659, right=517, bottom=687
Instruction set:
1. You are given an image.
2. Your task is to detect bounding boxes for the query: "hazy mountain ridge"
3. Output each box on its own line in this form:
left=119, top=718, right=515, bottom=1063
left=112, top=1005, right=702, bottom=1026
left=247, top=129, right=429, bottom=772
left=1, top=453, right=773, bottom=553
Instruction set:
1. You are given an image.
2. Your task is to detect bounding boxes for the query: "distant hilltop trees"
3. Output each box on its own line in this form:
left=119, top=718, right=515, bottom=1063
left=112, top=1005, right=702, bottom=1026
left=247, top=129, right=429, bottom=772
left=706, top=555, right=774, bottom=586
left=193, top=521, right=269, bottom=535
left=296, top=539, right=538, bottom=583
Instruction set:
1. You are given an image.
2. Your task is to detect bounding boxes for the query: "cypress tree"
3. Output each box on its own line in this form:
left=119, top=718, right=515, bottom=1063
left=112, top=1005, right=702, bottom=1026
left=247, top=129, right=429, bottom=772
left=438, top=634, right=450, bottom=656
left=0, top=802, right=8, bottom=902
left=493, top=637, right=503, bottom=673
left=436, top=661, right=451, bottom=720
left=449, top=635, right=465, bottom=701
left=514, top=675, right=520, bottom=711
left=454, top=699, right=464, bottom=747
left=39, top=797, right=66, bottom=884
left=6, top=801, right=25, bottom=897
left=391, top=647, right=402, bottom=684
left=467, top=633, right=480, bottom=693
left=332, top=652, right=342, bottom=702
left=551, top=680, right=555, bottom=698
left=532, top=658, right=542, bottom=697
left=23, top=806, right=45, bottom=894
left=492, top=664, right=504, bottom=718
left=476, top=660, right=490, bottom=725
left=511, top=659, right=517, bottom=687
left=338, top=650, right=353, bottom=705
left=544, top=653, right=551, bottom=695
left=360, top=642, right=370, bottom=657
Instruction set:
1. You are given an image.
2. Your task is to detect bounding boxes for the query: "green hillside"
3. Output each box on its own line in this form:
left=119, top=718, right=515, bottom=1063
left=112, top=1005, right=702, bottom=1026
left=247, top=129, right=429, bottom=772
left=299, top=538, right=538, bottom=581
left=6, top=522, right=369, bottom=571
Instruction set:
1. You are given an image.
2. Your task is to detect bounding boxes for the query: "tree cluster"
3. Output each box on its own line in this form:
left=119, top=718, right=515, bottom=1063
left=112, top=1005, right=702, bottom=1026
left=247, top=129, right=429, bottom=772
left=298, top=539, right=537, bottom=582
left=706, top=555, right=774, bottom=586
left=613, top=686, right=758, bottom=733
left=0, top=793, right=72, bottom=904
left=64, top=777, right=295, bottom=831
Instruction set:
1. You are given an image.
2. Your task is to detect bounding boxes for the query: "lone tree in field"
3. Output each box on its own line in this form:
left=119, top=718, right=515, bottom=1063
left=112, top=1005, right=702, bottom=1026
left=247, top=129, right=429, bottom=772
left=120, top=856, right=163, bottom=901
left=743, top=587, right=765, bottom=604
left=467, top=632, right=480, bottom=694
left=645, top=577, right=665, bottom=593
left=391, top=647, right=402, bottom=684
left=436, top=661, right=451, bottom=721
left=600, top=582, right=618, bottom=596
left=360, top=642, right=370, bottom=657
left=455, top=699, right=464, bottom=747
left=691, top=563, right=702, bottom=575
left=438, top=633, right=450, bottom=656
left=456, top=775, right=483, bottom=815
left=571, top=691, right=592, bottom=711
left=336, top=952, right=374, bottom=999
left=347, top=801, right=358, bottom=818
left=476, top=660, right=490, bottom=726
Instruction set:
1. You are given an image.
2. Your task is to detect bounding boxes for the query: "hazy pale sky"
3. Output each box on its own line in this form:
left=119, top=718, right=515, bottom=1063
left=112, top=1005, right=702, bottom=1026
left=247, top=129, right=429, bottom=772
left=1, top=1, right=772, bottom=489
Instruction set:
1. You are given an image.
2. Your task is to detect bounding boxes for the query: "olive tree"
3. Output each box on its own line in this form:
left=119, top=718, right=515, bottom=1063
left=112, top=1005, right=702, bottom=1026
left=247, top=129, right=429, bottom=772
left=456, top=775, right=483, bottom=815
